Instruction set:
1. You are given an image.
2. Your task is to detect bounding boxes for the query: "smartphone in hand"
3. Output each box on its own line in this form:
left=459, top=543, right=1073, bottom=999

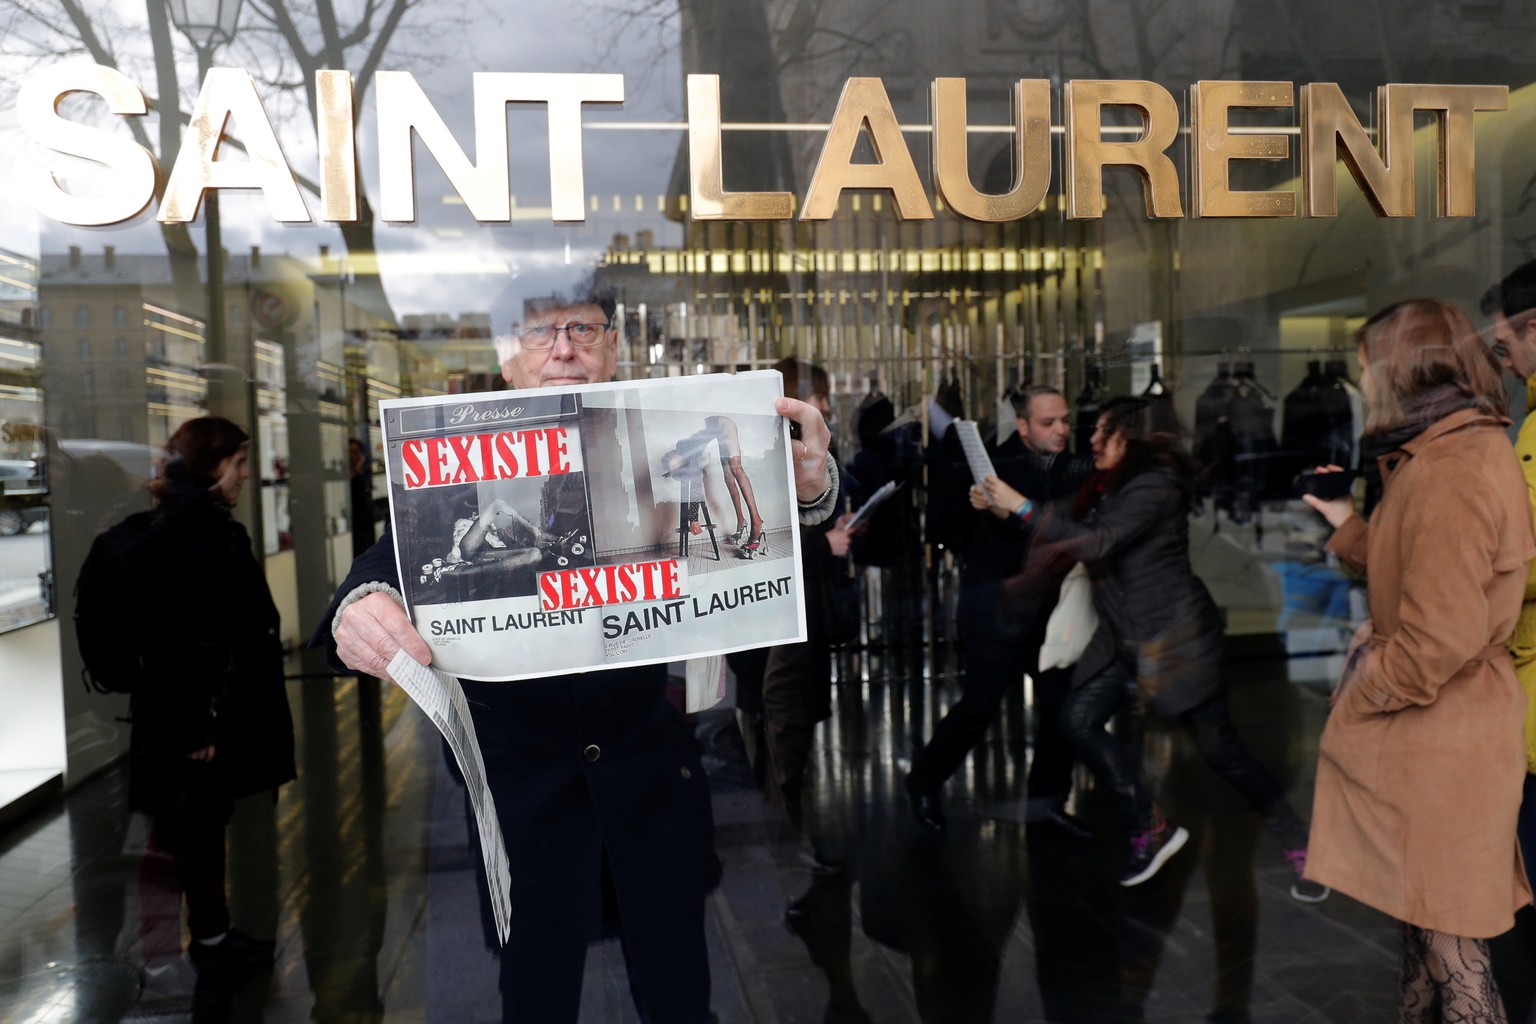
left=1294, top=469, right=1357, bottom=501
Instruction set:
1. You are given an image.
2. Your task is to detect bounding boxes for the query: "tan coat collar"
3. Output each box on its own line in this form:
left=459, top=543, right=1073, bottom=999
left=1379, top=408, right=1507, bottom=487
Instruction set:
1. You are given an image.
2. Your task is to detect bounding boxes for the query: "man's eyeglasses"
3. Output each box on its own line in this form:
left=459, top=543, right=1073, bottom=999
left=515, top=321, right=611, bottom=350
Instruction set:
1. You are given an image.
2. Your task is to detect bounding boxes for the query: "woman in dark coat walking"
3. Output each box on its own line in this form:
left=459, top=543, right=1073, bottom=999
left=982, top=397, right=1320, bottom=893
left=127, top=417, right=296, bottom=968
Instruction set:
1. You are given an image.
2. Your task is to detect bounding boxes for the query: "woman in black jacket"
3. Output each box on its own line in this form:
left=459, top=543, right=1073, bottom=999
left=128, top=417, right=296, bottom=969
left=983, top=397, right=1322, bottom=894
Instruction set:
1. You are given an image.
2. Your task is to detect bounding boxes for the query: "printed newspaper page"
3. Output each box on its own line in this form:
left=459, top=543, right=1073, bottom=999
left=386, top=650, right=511, bottom=946
left=379, top=371, right=809, bottom=680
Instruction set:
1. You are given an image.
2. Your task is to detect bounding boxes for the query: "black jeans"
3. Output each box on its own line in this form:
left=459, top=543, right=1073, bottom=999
left=909, top=583, right=1074, bottom=811
left=762, top=582, right=832, bottom=806
left=1059, top=660, right=1288, bottom=835
left=148, top=808, right=231, bottom=942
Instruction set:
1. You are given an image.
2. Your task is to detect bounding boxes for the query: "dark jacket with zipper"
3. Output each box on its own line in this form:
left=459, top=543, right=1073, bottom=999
left=1030, top=464, right=1225, bottom=715
left=314, top=526, right=722, bottom=962
left=959, top=437, right=1092, bottom=646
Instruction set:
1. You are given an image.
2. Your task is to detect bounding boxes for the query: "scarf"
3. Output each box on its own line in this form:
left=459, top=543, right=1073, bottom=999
left=157, top=456, right=233, bottom=513
left=1073, top=471, right=1110, bottom=520
left=1358, top=383, right=1478, bottom=498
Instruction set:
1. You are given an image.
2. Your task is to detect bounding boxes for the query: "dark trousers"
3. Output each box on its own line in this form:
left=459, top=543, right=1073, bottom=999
left=460, top=672, right=717, bottom=1024
left=146, top=811, right=231, bottom=942
left=910, top=585, right=1075, bottom=812
left=496, top=853, right=712, bottom=1024
left=1060, top=661, right=1287, bottom=835
left=762, top=583, right=831, bottom=812
left=1519, top=772, right=1536, bottom=895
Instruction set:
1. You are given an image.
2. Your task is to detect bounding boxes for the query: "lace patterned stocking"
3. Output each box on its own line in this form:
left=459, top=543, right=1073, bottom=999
left=1398, top=922, right=1508, bottom=1024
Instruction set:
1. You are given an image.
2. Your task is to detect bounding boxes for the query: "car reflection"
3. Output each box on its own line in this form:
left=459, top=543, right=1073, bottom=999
left=0, top=458, right=45, bottom=536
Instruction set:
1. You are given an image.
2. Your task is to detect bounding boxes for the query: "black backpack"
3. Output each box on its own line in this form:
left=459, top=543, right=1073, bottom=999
left=75, top=510, right=157, bottom=695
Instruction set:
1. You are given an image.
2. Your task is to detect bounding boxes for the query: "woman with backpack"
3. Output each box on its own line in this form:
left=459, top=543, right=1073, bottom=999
left=117, top=417, right=295, bottom=971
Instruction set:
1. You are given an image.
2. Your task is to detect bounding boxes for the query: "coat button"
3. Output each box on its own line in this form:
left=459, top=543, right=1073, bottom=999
left=583, top=744, right=601, bottom=763
left=679, top=767, right=692, bottom=779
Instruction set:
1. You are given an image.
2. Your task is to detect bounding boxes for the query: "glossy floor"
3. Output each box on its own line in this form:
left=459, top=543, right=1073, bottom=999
left=0, top=642, right=1532, bottom=1023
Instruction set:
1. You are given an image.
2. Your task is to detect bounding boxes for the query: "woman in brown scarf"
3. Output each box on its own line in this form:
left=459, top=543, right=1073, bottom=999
left=1304, top=299, right=1532, bottom=1022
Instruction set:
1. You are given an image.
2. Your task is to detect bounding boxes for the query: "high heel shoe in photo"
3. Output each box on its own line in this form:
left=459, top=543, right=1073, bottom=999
left=741, top=530, right=767, bottom=559
left=730, top=524, right=750, bottom=547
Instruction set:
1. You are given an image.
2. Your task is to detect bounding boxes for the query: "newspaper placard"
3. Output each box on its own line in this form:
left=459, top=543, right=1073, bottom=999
left=379, top=371, right=808, bottom=680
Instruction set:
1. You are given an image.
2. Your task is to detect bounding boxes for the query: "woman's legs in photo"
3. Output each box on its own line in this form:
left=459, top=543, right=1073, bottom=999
left=706, top=416, right=763, bottom=539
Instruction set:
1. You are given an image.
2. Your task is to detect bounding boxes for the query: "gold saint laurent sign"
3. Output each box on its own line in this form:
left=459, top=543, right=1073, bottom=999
left=11, top=65, right=1508, bottom=227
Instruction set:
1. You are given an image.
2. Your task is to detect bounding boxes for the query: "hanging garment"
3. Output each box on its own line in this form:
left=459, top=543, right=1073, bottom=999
left=1142, top=363, right=1180, bottom=435
left=1194, top=364, right=1239, bottom=517
left=1227, top=363, right=1283, bottom=504
left=1279, top=360, right=1327, bottom=486
left=1075, top=366, right=1105, bottom=455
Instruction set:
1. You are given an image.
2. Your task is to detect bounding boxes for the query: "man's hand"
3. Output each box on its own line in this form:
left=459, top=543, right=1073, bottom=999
left=336, top=591, right=431, bottom=678
left=825, top=511, right=864, bottom=557
left=777, top=397, right=833, bottom=502
left=980, top=475, right=1029, bottom=518
left=187, top=745, right=215, bottom=762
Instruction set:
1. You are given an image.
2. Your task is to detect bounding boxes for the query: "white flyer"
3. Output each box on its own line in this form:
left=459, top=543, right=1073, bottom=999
left=955, top=419, right=998, bottom=484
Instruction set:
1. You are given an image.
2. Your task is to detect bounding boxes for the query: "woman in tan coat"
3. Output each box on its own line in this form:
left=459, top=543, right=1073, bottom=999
left=1305, top=299, right=1533, bottom=1021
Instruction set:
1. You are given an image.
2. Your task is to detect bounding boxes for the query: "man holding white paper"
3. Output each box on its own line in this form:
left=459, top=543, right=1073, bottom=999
left=315, top=278, right=839, bottom=1024
left=904, top=386, right=1092, bottom=835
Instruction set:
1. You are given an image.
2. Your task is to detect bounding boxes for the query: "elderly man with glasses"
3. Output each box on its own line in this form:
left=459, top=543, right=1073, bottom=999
left=314, top=279, right=839, bottom=1024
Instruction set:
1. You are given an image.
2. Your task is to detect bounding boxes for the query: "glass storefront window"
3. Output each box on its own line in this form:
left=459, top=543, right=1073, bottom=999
left=0, top=1, right=1534, bottom=1018
left=0, top=0, right=1523, bottom=681
left=0, top=4, right=1525, bottom=755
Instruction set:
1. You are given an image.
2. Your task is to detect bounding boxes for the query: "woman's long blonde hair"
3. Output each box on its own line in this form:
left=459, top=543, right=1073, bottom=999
left=1355, top=299, right=1505, bottom=433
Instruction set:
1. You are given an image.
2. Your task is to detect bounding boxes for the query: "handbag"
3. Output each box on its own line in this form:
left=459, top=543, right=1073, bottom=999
left=1039, top=562, right=1098, bottom=670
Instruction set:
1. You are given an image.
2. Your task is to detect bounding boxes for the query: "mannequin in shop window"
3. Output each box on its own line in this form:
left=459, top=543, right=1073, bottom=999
left=1279, top=358, right=1362, bottom=495
left=925, top=367, right=969, bottom=552
left=1194, top=360, right=1282, bottom=527
left=1141, top=363, right=1180, bottom=436
left=1075, top=364, right=1106, bottom=456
